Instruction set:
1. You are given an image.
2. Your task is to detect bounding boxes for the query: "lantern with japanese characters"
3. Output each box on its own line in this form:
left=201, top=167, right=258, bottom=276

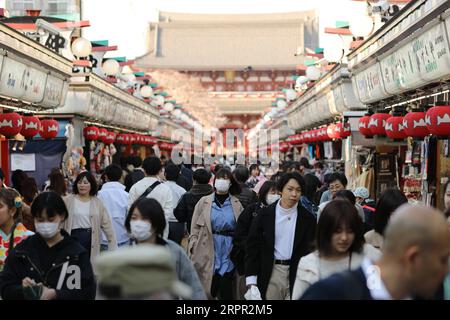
left=20, top=116, right=40, bottom=138
left=83, top=126, right=99, bottom=141
left=403, top=111, right=429, bottom=138
left=369, top=113, right=391, bottom=136
left=310, top=129, right=318, bottom=143
left=0, top=112, right=23, bottom=137
left=425, top=102, right=450, bottom=137
left=303, top=131, right=312, bottom=144
left=98, top=128, right=108, bottom=143
left=327, top=123, right=338, bottom=140
left=116, top=133, right=131, bottom=145
left=335, top=122, right=351, bottom=139
left=385, top=116, right=407, bottom=139
left=279, top=142, right=290, bottom=153
left=358, top=115, right=372, bottom=137
left=39, top=119, right=59, bottom=139
left=104, top=131, right=116, bottom=145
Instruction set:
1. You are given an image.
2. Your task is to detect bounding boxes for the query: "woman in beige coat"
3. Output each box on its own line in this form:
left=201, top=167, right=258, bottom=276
left=63, top=172, right=117, bottom=263
left=189, top=168, right=244, bottom=300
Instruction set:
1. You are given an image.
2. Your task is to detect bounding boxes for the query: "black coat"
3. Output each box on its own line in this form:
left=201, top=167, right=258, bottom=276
left=0, top=230, right=96, bottom=300
left=237, top=183, right=258, bottom=210
left=245, top=201, right=316, bottom=299
left=124, top=169, right=145, bottom=192
left=173, top=184, right=214, bottom=232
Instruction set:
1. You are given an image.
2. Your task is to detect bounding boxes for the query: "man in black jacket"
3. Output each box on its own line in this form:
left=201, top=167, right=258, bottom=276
left=233, top=165, right=258, bottom=209
left=173, top=169, right=213, bottom=233
left=124, top=156, right=145, bottom=192
left=245, top=172, right=316, bottom=300
left=301, top=204, right=450, bottom=300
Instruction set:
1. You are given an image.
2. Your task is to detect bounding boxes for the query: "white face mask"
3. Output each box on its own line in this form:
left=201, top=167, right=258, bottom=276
left=215, top=179, right=230, bottom=193
left=130, top=220, right=152, bottom=242
left=266, top=194, right=281, bottom=205
left=35, top=222, right=60, bottom=239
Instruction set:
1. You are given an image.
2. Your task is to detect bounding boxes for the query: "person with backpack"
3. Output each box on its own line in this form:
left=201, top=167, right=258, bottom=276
left=124, top=156, right=145, bottom=192
left=128, top=157, right=174, bottom=239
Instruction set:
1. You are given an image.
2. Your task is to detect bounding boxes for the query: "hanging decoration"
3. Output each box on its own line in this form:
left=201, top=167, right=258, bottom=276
left=20, top=116, right=41, bottom=138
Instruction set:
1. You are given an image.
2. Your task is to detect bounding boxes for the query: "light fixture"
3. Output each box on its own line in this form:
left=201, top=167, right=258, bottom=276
left=163, top=102, right=175, bottom=112
left=140, top=85, right=153, bottom=98
left=323, top=35, right=344, bottom=63
left=102, top=59, right=120, bottom=76
left=306, top=66, right=321, bottom=81
left=349, top=15, right=374, bottom=38
left=277, top=99, right=287, bottom=110
left=71, top=37, right=92, bottom=58
left=172, top=109, right=182, bottom=119
left=285, top=89, right=297, bottom=101
left=153, top=95, right=165, bottom=106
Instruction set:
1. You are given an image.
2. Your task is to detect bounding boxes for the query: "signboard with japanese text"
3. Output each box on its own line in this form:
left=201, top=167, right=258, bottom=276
left=0, top=57, right=26, bottom=98
left=352, top=62, right=389, bottom=104
left=21, top=66, right=48, bottom=103
left=41, top=75, right=65, bottom=108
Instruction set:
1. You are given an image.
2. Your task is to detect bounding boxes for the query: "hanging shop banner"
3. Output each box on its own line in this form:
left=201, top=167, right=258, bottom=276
left=41, top=75, right=66, bottom=108
left=352, top=62, right=389, bottom=104
left=22, top=66, right=48, bottom=103
left=0, top=56, right=26, bottom=98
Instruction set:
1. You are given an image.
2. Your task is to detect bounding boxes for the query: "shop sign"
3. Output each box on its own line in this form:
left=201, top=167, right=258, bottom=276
left=22, top=66, right=48, bottom=103
left=41, top=75, right=65, bottom=108
left=352, top=62, right=388, bottom=104
left=0, top=57, right=26, bottom=98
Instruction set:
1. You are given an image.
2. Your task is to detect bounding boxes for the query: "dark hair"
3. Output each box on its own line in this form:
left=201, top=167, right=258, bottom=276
left=233, top=165, right=249, bottom=183
left=281, top=161, right=292, bottom=173
left=11, top=169, right=28, bottom=194
left=249, top=164, right=260, bottom=174
left=0, top=168, right=4, bottom=181
left=277, top=172, right=306, bottom=194
left=31, top=191, right=68, bottom=220
left=193, top=168, right=211, bottom=184
left=125, top=198, right=166, bottom=237
left=164, top=164, right=180, bottom=182
left=300, top=157, right=312, bottom=169
left=288, top=162, right=301, bottom=172
left=303, top=174, right=321, bottom=202
left=213, top=164, right=223, bottom=174
left=270, top=172, right=284, bottom=183
left=314, top=161, right=324, bottom=170
left=142, top=157, right=162, bottom=176
left=317, top=199, right=364, bottom=256
left=73, top=171, right=98, bottom=196
left=49, top=172, right=67, bottom=196
left=374, top=189, right=408, bottom=235
left=21, top=177, right=38, bottom=205
left=444, top=206, right=450, bottom=219
left=323, top=173, right=333, bottom=185
left=258, top=181, right=277, bottom=206
left=214, top=168, right=241, bottom=196
left=104, top=164, right=123, bottom=182
left=334, top=189, right=356, bottom=205
left=0, top=188, right=22, bottom=221
left=328, top=172, right=348, bottom=187
left=128, top=156, right=142, bottom=168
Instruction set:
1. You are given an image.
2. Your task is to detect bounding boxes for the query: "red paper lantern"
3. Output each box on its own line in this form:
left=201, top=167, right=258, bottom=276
left=385, top=116, right=407, bottom=139
left=83, top=126, right=99, bottom=141
left=310, top=129, right=318, bottom=142
left=0, top=112, right=23, bottom=137
left=280, top=142, right=290, bottom=153
left=327, top=124, right=338, bottom=140
left=116, top=133, right=131, bottom=145
left=319, top=127, right=329, bottom=141
left=303, top=131, right=312, bottom=143
left=20, top=116, right=40, bottom=138
left=403, top=112, right=429, bottom=138
left=335, top=122, right=351, bottom=139
left=98, top=128, right=108, bottom=143
left=104, top=131, right=116, bottom=145
left=39, top=119, right=59, bottom=139
left=425, top=103, right=450, bottom=137
left=358, top=115, right=372, bottom=137
left=148, top=136, right=157, bottom=146
left=369, top=113, right=391, bottom=136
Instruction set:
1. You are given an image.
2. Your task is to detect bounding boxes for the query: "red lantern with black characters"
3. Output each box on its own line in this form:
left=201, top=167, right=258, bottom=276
left=335, top=122, right=351, bottom=139
left=39, top=119, right=59, bottom=139
left=385, top=116, right=407, bottom=139
left=403, top=111, right=429, bottom=138
left=303, top=131, right=312, bottom=144
left=425, top=101, right=450, bottom=137
left=369, top=113, right=391, bottom=136
left=321, top=127, right=330, bottom=141
left=20, top=116, right=40, bottom=138
left=358, top=115, right=372, bottom=137
left=0, top=112, right=23, bottom=137
left=116, top=133, right=130, bottom=145
left=310, top=129, right=318, bottom=143
left=279, top=142, right=289, bottom=153
left=83, top=126, right=99, bottom=141
left=104, top=131, right=116, bottom=145
left=98, top=128, right=108, bottom=143
left=327, top=123, right=338, bottom=140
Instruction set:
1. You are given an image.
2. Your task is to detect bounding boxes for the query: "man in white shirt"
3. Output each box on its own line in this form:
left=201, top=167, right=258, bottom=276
left=301, top=204, right=450, bottom=300
left=164, top=163, right=186, bottom=244
left=98, top=164, right=130, bottom=250
left=128, top=157, right=174, bottom=239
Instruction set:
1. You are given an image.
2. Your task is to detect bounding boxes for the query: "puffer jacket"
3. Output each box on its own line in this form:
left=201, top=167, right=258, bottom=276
left=236, top=183, right=258, bottom=209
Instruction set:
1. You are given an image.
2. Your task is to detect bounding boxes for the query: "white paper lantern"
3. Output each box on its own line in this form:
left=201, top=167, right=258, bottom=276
left=71, top=37, right=92, bottom=58
left=122, top=73, right=136, bottom=83
left=163, top=102, right=175, bottom=112
left=306, top=66, right=321, bottom=81
left=172, top=109, right=182, bottom=118
left=349, top=15, right=374, bottom=38
left=296, top=76, right=309, bottom=86
left=285, top=89, right=297, bottom=101
left=153, top=95, right=165, bottom=106
left=263, top=114, right=271, bottom=122
left=102, top=59, right=120, bottom=76
left=323, top=36, right=344, bottom=62
left=140, top=85, right=153, bottom=98
left=277, top=99, right=287, bottom=110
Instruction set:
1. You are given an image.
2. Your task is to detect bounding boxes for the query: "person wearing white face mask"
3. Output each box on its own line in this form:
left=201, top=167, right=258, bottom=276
left=0, top=192, right=96, bottom=300
left=189, top=168, right=244, bottom=299
left=125, top=198, right=206, bottom=299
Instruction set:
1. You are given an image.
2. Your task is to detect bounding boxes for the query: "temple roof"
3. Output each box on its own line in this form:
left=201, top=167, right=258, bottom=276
left=135, top=11, right=318, bottom=71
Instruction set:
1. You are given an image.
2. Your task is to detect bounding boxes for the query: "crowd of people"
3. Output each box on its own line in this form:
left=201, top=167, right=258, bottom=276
left=0, top=156, right=449, bottom=300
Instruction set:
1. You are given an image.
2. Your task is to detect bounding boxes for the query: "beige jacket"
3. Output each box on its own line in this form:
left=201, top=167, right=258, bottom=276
left=63, top=194, right=117, bottom=263
left=188, top=193, right=243, bottom=297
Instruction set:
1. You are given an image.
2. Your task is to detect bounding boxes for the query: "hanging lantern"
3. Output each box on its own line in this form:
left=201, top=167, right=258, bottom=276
left=369, top=113, right=391, bottom=136
left=104, top=131, right=116, bottom=145
left=280, top=142, right=290, bottom=153
left=303, top=131, right=312, bottom=143
left=310, top=129, right=318, bottom=143
left=0, top=112, right=23, bottom=137
left=20, top=116, right=40, bottom=138
left=358, top=115, right=372, bottom=137
left=322, top=127, right=331, bottom=141
left=403, top=112, right=429, bottom=138
left=83, top=126, right=99, bottom=141
left=327, top=123, right=338, bottom=140
left=385, top=116, right=407, bottom=139
left=98, top=128, right=108, bottom=143
left=39, top=119, right=59, bottom=139
left=148, top=136, right=157, bottom=146
left=129, top=134, right=137, bottom=145
left=335, top=122, right=351, bottom=139
left=116, top=133, right=131, bottom=145
left=425, top=102, right=450, bottom=137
